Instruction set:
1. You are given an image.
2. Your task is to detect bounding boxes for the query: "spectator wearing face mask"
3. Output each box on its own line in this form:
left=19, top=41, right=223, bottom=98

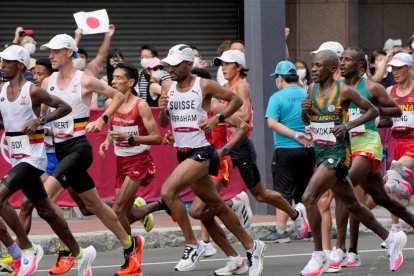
left=145, top=58, right=166, bottom=107
left=8, top=27, right=36, bottom=82
left=294, top=59, right=312, bottom=90
left=190, top=46, right=209, bottom=69
left=136, top=45, right=170, bottom=101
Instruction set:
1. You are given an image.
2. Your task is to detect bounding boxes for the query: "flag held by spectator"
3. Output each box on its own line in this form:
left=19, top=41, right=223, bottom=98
left=74, top=9, right=109, bottom=35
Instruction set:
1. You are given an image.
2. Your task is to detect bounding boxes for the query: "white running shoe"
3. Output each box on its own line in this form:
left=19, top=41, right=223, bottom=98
left=247, top=240, right=266, bottom=276
left=76, top=246, right=96, bottom=276
left=344, top=252, right=361, bottom=267
left=294, top=203, right=309, bottom=240
left=18, top=244, right=44, bottom=276
left=214, top=259, right=248, bottom=275
left=381, top=224, right=402, bottom=249
left=231, top=191, right=253, bottom=228
left=327, top=247, right=347, bottom=272
left=300, top=252, right=328, bottom=276
left=386, top=231, right=407, bottom=272
left=174, top=244, right=205, bottom=271
left=385, top=170, right=413, bottom=200
left=200, top=241, right=217, bottom=257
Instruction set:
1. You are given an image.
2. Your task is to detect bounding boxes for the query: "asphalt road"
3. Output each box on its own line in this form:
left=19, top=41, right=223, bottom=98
left=2, top=235, right=414, bottom=276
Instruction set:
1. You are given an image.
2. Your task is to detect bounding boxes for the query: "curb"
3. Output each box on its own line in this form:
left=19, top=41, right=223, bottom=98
left=27, top=219, right=413, bottom=255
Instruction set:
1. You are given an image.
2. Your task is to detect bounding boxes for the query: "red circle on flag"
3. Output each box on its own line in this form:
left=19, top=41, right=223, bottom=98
left=86, top=17, right=100, bottom=28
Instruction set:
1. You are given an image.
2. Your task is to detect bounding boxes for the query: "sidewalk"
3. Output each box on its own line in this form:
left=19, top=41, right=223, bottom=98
left=20, top=205, right=414, bottom=254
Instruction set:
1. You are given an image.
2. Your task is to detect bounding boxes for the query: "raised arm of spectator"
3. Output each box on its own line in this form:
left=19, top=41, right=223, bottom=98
left=84, top=24, right=116, bottom=77
left=371, top=51, right=392, bottom=83
left=12, top=27, right=23, bottom=44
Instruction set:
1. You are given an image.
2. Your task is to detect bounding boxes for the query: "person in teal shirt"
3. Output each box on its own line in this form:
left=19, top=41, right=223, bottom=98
left=260, top=60, right=315, bottom=243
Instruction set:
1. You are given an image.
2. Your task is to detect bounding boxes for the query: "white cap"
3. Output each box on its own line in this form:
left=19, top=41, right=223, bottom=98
left=40, top=34, right=78, bottom=57
left=213, top=50, right=246, bottom=68
left=311, top=41, right=344, bottom=57
left=0, top=45, right=31, bottom=68
left=388, top=52, right=414, bottom=67
left=162, top=44, right=194, bottom=66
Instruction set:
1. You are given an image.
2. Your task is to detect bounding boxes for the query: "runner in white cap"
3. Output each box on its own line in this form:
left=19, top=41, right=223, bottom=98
left=0, top=45, right=96, bottom=276
left=39, top=34, right=144, bottom=276
left=158, top=44, right=266, bottom=275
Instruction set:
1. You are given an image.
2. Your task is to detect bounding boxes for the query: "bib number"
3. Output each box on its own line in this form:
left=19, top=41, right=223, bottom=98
left=348, top=113, right=366, bottom=137
left=392, top=111, right=414, bottom=131
left=53, top=116, right=74, bottom=139
left=112, top=125, right=138, bottom=147
left=310, top=122, right=337, bottom=145
left=7, top=135, right=31, bottom=159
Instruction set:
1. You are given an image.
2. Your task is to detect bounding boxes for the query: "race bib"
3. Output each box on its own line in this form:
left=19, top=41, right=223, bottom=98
left=392, top=111, right=414, bottom=131
left=310, top=122, right=336, bottom=145
left=7, top=135, right=30, bottom=159
left=348, top=113, right=366, bottom=137
left=52, top=115, right=74, bottom=139
left=113, top=125, right=138, bottom=147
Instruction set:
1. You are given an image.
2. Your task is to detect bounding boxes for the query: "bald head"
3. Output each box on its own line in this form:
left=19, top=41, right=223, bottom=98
left=315, top=50, right=339, bottom=68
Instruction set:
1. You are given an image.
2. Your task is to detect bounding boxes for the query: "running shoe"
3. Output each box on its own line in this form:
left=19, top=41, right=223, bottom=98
left=327, top=247, right=347, bottom=272
left=200, top=241, right=217, bottom=257
left=76, top=246, right=96, bottom=276
left=0, top=252, right=12, bottom=272
left=294, top=203, right=309, bottom=240
left=174, top=244, right=205, bottom=271
left=300, top=252, right=328, bottom=276
left=231, top=191, right=253, bottom=228
left=10, top=258, right=21, bottom=276
left=385, top=170, right=413, bottom=200
left=381, top=224, right=402, bottom=249
left=386, top=231, right=407, bottom=272
left=391, top=161, right=414, bottom=184
left=49, top=249, right=75, bottom=275
left=214, top=258, right=248, bottom=276
left=247, top=240, right=266, bottom=276
left=18, top=244, right=44, bottom=276
left=116, top=236, right=145, bottom=275
left=259, top=228, right=290, bottom=243
left=344, top=252, right=361, bottom=267
left=133, top=197, right=155, bottom=232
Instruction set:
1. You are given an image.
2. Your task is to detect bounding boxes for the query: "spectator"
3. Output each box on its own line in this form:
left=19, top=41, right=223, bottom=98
left=144, top=57, right=165, bottom=107
left=136, top=45, right=170, bottom=101
left=368, top=49, right=395, bottom=88
left=102, top=48, right=124, bottom=86
left=295, top=59, right=312, bottom=90
left=190, top=46, right=208, bottom=69
left=9, top=27, right=36, bottom=81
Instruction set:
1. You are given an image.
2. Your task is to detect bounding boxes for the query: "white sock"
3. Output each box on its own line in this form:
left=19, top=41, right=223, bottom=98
left=229, top=255, right=243, bottom=265
left=275, top=222, right=286, bottom=234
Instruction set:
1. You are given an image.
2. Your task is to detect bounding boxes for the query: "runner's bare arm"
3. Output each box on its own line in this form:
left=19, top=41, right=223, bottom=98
left=133, top=101, right=162, bottom=145
left=223, top=115, right=248, bottom=151
left=82, top=75, right=124, bottom=132
left=199, top=79, right=242, bottom=133
left=334, top=85, right=378, bottom=138
left=232, top=82, right=252, bottom=123
left=22, top=85, right=72, bottom=135
left=368, top=81, right=402, bottom=118
left=158, top=81, right=172, bottom=128
left=301, top=87, right=312, bottom=126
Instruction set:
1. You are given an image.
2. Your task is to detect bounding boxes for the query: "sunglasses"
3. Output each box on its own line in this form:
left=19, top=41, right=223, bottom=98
left=151, top=66, right=163, bottom=71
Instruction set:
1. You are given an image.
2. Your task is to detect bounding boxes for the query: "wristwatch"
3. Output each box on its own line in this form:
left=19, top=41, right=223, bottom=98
left=128, top=136, right=135, bottom=146
left=222, top=147, right=230, bottom=155
left=215, top=113, right=225, bottom=123
left=101, top=114, right=109, bottom=124
left=39, top=116, right=47, bottom=126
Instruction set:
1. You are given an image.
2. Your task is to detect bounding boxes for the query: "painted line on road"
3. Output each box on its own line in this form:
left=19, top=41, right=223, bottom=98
left=6, top=247, right=414, bottom=273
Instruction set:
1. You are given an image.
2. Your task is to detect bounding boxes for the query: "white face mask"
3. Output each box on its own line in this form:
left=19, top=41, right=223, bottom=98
left=297, top=69, right=307, bottom=80
left=23, top=42, right=36, bottom=55
left=73, top=58, right=86, bottom=70
left=151, top=70, right=164, bottom=82
left=140, top=58, right=149, bottom=69
left=411, top=41, right=414, bottom=50
left=192, top=57, right=200, bottom=68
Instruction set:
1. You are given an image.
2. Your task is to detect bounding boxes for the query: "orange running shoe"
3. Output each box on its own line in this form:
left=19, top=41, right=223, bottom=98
left=49, top=251, right=75, bottom=275
left=115, top=236, right=145, bottom=276
left=10, top=259, right=21, bottom=276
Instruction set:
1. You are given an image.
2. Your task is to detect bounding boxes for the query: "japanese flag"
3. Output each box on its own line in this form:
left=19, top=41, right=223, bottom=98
left=73, top=9, right=110, bottom=35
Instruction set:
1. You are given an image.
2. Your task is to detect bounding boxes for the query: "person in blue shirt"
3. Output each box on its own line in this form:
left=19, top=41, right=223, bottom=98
left=260, top=60, right=315, bottom=243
